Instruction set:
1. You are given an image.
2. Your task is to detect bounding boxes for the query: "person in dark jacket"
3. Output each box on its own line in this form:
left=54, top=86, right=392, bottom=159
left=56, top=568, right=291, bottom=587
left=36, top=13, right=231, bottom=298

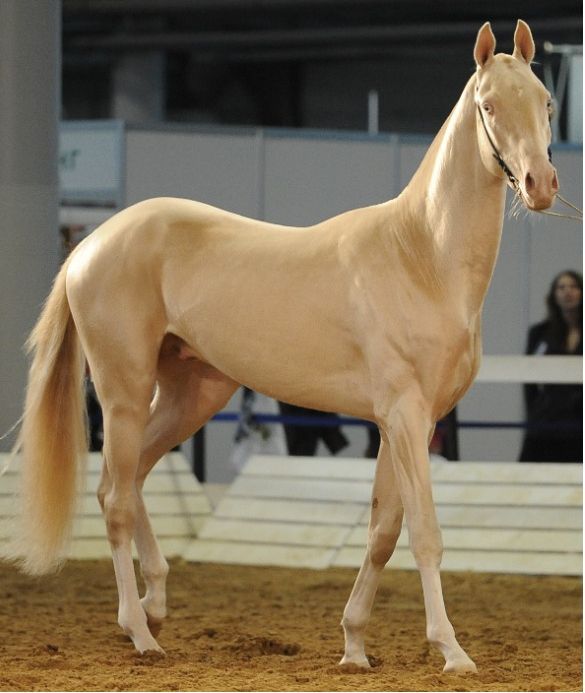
left=278, top=401, right=348, bottom=456
left=519, top=270, right=582, bottom=462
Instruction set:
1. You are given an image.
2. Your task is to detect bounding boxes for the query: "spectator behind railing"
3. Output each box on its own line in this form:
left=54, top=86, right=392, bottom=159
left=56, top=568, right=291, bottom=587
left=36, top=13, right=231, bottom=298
left=519, top=270, right=583, bottom=463
left=277, top=401, right=348, bottom=456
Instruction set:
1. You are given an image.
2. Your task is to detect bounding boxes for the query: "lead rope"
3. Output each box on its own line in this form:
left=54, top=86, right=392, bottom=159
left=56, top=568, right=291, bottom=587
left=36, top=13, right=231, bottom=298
left=0, top=415, right=23, bottom=476
left=539, top=193, right=583, bottom=222
left=0, top=415, right=23, bottom=443
left=477, top=104, right=582, bottom=222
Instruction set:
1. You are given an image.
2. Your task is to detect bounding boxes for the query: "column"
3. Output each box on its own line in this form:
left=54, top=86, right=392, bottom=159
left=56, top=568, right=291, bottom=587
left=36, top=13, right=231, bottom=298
left=0, top=0, right=61, bottom=449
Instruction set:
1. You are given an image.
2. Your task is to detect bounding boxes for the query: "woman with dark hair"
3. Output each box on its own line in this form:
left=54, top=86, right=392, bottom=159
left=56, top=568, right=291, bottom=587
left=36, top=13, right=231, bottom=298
left=519, top=270, right=583, bottom=462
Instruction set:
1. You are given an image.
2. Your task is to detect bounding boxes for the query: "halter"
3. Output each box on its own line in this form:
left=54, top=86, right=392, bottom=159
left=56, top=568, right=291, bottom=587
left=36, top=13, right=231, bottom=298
left=476, top=103, right=583, bottom=222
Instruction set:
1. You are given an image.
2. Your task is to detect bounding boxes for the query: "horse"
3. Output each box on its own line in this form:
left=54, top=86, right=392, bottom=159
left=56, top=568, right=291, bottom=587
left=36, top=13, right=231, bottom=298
left=6, top=20, right=559, bottom=674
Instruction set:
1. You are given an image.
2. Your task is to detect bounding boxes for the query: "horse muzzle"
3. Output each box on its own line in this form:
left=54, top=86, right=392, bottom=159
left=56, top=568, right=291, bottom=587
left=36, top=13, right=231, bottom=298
left=521, top=162, right=559, bottom=211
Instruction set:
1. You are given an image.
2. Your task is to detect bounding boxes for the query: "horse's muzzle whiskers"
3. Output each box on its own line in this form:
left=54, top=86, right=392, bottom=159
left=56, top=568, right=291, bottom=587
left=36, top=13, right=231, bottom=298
left=508, top=186, right=582, bottom=223
left=507, top=187, right=528, bottom=221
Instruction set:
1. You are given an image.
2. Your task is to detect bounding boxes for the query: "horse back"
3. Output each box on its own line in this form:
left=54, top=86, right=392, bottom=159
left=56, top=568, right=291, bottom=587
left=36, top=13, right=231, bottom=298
left=66, top=197, right=376, bottom=419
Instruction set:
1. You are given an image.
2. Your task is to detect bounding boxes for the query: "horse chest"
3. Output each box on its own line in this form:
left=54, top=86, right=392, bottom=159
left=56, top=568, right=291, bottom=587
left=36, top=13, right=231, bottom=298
left=431, top=334, right=481, bottom=417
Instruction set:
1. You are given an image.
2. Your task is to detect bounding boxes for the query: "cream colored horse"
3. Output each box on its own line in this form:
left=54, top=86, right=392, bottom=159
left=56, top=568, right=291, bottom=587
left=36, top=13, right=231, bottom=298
left=7, top=21, right=558, bottom=673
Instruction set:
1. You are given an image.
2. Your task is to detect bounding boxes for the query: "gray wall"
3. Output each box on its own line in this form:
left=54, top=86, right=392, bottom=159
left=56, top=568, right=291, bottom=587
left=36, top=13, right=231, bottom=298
left=125, top=126, right=582, bottom=482
left=0, top=1, right=61, bottom=451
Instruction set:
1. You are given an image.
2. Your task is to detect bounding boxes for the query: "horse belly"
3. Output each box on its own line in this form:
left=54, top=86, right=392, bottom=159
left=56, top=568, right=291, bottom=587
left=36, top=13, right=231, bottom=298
left=172, top=309, right=373, bottom=420
left=242, top=364, right=372, bottom=420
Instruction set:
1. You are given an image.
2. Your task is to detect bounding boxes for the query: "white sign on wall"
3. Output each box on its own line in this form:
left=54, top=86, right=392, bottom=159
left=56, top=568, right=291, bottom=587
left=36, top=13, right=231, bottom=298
left=59, top=120, right=125, bottom=206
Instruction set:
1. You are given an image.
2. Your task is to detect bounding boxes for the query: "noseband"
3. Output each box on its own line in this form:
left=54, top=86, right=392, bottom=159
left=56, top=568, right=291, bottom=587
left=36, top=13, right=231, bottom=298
left=476, top=103, right=582, bottom=221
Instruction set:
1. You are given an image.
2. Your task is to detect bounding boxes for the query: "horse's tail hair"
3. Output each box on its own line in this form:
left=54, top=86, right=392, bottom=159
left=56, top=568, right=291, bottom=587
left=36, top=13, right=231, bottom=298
left=3, top=256, right=87, bottom=575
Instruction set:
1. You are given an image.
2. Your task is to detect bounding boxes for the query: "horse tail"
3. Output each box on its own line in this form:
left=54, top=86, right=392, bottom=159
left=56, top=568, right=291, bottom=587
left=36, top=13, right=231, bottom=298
left=5, top=256, right=87, bottom=575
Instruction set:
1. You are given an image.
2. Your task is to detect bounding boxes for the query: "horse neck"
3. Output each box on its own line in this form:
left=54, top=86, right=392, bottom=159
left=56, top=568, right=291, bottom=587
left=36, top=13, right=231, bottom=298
left=399, top=75, right=507, bottom=317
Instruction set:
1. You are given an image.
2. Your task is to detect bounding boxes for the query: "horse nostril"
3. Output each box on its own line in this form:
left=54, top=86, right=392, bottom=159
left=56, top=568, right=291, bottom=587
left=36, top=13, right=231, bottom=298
left=525, top=172, right=535, bottom=192
left=551, top=171, right=559, bottom=191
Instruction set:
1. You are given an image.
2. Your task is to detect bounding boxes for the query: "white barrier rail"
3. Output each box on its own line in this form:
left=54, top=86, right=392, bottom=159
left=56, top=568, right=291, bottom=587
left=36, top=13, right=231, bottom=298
left=0, top=452, right=211, bottom=560
left=477, top=355, right=582, bottom=383
left=185, top=455, right=583, bottom=575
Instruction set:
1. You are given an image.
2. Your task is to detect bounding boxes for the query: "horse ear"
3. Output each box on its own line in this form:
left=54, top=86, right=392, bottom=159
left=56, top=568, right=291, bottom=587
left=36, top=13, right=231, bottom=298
left=513, top=19, right=535, bottom=64
left=474, top=22, right=496, bottom=68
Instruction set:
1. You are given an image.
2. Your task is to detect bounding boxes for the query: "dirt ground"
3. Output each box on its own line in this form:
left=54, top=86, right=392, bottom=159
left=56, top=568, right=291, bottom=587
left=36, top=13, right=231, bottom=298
left=0, top=559, right=580, bottom=692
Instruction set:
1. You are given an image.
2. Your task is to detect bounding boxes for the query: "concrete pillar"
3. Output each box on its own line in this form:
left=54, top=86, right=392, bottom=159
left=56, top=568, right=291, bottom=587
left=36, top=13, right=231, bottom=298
left=567, top=54, right=583, bottom=144
left=112, top=52, right=165, bottom=123
left=0, top=1, right=61, bottom=449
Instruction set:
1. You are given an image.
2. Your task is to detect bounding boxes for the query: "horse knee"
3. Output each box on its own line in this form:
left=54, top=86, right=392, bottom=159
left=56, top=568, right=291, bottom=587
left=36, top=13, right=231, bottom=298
left=368, top=521, right=402, bottom=567
left=410, top=526, right=443, bottom=568
left=104, top=492, right=137, bottom=547
left=141, top=556, right=169, bottom=584
left=97, top=467, right=112, bottom=513
left=97, top=485, right=107, bottom=512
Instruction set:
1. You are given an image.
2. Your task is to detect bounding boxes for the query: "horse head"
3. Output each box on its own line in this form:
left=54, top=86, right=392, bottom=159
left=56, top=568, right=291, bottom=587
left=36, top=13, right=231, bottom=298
left=473, top=20, right=559, bottom=211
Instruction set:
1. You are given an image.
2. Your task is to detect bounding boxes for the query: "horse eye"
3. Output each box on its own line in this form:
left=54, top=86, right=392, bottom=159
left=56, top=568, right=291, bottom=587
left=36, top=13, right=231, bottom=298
left=546, top=99, right=555, bottom=120
left=482, top=102, right=493, bottom=114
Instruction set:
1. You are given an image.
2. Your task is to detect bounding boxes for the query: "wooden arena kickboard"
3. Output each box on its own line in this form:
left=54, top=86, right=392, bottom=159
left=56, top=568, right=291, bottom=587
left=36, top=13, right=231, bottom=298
left=211, top=497, right=581, bottom=530
left=184, top=455, right=583, bottom=575
left=67, top=537, right=193, bottom=561
left=229, top=475, right=581, bottom=506
left=242, top=456, right=583, bottom=484
left=333, top=547, right=584, bottom=575
left=0, top=452, right=211, bottom=558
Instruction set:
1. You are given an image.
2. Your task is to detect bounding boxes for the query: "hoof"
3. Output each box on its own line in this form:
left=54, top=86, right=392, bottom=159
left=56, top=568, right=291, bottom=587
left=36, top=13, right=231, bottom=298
left=128, top=630, right=166, bottom=656
left=443, top=656, right=477, bottom=674
left=140, top=597, right=166, bottom=637
left=146, top=615, right=163, bottom=638
left=136, top=644, right=167, bottom=659
left=339, top=655, right=371, bottom=671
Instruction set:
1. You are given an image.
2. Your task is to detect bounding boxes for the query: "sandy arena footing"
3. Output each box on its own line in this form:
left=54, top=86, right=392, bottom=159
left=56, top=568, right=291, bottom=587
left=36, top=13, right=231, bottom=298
left=0, top=559, right=580, bottom=692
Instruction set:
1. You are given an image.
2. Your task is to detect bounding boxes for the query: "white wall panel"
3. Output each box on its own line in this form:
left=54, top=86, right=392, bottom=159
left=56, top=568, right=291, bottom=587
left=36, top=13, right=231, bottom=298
left=397, top=138, right=430, bottom=188
left=126, top=129, right=261, bottom=218
left=263, top=133, right=397, bottom=225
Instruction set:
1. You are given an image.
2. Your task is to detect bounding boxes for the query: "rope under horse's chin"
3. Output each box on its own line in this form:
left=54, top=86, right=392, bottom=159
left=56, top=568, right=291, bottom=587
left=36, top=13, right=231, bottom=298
left=476, top=104, right=583, bottom=222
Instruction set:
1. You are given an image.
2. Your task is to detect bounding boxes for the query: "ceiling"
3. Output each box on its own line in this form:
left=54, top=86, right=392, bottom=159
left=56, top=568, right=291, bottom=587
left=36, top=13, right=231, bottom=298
left=63, top=0, right=581, bottom=60
left=61, top=1, right=582, bottom=133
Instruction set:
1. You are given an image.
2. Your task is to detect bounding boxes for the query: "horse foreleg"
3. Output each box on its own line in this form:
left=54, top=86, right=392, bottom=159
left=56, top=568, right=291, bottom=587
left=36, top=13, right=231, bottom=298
left=385, top=392, right=476, bottom=673
left=340, top=434, right=403, bottom=667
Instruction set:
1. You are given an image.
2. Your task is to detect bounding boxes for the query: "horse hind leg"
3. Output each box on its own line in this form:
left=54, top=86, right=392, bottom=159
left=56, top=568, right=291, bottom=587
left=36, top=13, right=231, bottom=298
left=97, top=383, right=161, bottom=652
left=133, top=340, right=239, bottom=636
left=97, top=457, right=168, bottom=639
left=83, top=320, right=164, bottom=655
